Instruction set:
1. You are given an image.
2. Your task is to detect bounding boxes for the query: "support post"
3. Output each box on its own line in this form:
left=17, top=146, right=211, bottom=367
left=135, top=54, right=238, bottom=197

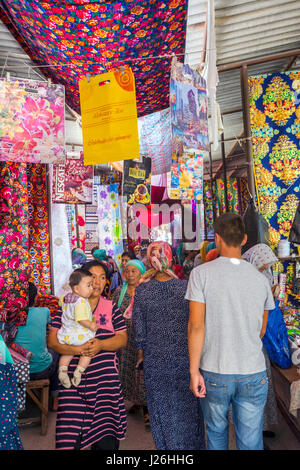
left=240, top=64, right=256, bottom=202
left=221, top=132, right=229, bottom=212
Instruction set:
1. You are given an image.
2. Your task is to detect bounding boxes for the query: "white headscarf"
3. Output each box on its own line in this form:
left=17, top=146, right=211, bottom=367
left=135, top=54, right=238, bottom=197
left=242, top=243, right=277, bottom=287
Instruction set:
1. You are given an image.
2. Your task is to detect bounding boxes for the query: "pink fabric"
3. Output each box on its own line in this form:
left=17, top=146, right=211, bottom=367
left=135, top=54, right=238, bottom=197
left=93, top=296, right=114, bottom=333
left=144, top=241, right=178, bottom=282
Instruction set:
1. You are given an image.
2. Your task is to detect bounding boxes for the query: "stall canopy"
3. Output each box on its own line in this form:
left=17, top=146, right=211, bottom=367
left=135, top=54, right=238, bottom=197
left=0, top=0, right=188, bottom=117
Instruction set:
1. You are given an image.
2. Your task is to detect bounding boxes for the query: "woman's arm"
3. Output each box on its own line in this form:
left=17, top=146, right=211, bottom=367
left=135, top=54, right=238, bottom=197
left=82, top=331, right=128, bottom=357
left=47, top=328, right=87, bottom=356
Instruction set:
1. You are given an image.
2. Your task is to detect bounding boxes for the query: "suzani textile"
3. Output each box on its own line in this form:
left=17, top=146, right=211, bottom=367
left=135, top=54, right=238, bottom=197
left=0, top=1, right=188, bottom=117
left=97, top=184, right=124, bottom=264
left=0, top=162, right=28, bottom=325
left=27, top=164, right=51, bottom=294
left=0, top=78, right=65, bottom=164
left=248, top=71, right=300, bottom=248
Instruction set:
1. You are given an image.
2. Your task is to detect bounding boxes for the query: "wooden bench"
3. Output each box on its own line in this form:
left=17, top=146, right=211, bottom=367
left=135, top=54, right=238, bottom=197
left=18, top=379, right=50, bottom=435
left=271, top=363, right=300, bottom=441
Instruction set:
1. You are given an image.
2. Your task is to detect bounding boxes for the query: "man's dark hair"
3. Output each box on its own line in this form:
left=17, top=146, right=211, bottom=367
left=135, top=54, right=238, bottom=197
left=28, top=282, right=38, bottom=307
left=69, top=268, right=93, bottom=288
left=214, top=213, right=245, bottom=247
left=81, top=260, right=109, bottom=278
left=122, top=251, right=134, bottom=259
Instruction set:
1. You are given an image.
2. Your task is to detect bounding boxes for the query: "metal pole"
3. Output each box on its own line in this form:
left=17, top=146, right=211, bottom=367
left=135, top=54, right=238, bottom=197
left=240, top=64, right=256, bottom=202
left=218, top=48, right=300, bottom=73
left=221, top=132, right=229, bottom=212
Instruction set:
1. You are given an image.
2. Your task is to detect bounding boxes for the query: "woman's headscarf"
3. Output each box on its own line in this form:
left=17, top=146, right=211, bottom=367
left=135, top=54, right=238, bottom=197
left=205, top=248, right=219, bottom=262
left=176, top=242, right=185, bottom=266
left=117, top=259, right=146, bottom=316
left=93, top=249, right=107, bottom=262
left=200, top=241, right=210, bottom=263
left=206, top=241, right=216, bottom=254
left=143, top=241, right=178, bottom=282
left=242, top=243, right=277, bottom=286
left=72, top=248, right=87, bottom=268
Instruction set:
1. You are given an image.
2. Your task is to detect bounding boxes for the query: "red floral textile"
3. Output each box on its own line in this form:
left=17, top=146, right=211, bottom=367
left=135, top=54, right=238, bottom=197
left=0, top=0, right=188, bottom=117
left=0, top=162, right=29, bottom=324
left=27, top=164, right=51, bottom=294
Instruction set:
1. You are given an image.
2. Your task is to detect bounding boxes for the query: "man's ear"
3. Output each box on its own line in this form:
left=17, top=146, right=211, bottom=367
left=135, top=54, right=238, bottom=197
left=241, top=233, right=248, bottom=247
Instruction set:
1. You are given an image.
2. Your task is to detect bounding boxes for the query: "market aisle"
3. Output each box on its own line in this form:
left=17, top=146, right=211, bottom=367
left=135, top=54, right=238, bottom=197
left=18, top=401, right=300, bottom=451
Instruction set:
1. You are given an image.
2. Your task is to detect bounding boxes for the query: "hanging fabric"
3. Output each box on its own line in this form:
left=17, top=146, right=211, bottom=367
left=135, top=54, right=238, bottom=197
left=97, top=184, right=124, bottom=264
left=52, top=151, right=93, bottom=204
left=248, top=71, right=300, bottom=248
left=0, top=162, right=29, bottom=325
left=0, top=78, right=65, bottom=164
left=27, top=163, right=51, bottom=294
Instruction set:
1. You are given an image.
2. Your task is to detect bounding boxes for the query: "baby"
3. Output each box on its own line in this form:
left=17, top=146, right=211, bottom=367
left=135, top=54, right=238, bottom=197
left=57, top=268, right=97, bottom=388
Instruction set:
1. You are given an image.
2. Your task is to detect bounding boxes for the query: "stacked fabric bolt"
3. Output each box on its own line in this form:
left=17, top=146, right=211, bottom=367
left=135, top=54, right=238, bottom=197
left=9, top=342, right=33, bottom=362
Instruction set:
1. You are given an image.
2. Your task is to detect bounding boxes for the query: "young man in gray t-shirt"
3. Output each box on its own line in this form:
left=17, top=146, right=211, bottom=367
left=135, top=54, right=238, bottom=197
left=186, top=213, right=275, bottom=450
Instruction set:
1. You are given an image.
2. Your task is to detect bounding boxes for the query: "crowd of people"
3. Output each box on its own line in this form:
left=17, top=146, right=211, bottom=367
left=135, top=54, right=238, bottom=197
left=1, top=212, right=281, bottom=451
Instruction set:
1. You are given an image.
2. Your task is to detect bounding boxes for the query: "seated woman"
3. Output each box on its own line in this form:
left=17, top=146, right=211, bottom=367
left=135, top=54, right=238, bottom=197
left=47, top=260, right=128, bottom=450
left=132, top=241, right=205, bottom=450
left=14, top=282, right=60, bottom=411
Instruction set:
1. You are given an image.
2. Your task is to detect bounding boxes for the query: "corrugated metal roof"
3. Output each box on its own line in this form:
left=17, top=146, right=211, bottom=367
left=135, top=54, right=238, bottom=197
left=1, top=0, right=300, bottom=170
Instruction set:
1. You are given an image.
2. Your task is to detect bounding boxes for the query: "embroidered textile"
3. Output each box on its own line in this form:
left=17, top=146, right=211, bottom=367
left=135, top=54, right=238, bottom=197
left=248, top=71, right=300, bottom=248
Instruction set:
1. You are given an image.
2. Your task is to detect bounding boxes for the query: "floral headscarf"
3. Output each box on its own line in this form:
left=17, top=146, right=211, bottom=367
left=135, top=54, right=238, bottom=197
left=242, top=243, right=277, bottom=287
left=143, top=241, right=178, bottom=282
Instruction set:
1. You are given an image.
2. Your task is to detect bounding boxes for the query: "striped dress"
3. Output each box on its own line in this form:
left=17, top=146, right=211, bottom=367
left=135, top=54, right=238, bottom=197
left=52, top=297, right=127, bottom=450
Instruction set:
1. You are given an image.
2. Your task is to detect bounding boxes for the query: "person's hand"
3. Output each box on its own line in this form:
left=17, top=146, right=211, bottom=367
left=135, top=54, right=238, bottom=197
left=81, top=338, right=102, bottom=357
left=190, top=371, right=206, bottom=398
left=91, top=322, right=98, bottom=332
left=135, top=357, right=143, bottom=369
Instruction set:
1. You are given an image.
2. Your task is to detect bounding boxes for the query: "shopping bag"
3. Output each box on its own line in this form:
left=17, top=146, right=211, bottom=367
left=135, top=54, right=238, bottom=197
left=79, top=67, right=139, bottom=165
left=242, top=198, right=269, bottom=254
left=262, top=300, right=292, bottom=369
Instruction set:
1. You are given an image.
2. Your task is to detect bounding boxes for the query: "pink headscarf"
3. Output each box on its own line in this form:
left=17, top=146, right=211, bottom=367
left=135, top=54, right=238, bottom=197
left=143, top=241, right=178, bottom=282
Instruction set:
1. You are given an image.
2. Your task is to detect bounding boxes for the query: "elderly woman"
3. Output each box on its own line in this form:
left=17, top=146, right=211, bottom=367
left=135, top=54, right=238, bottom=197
left=242, top=243, right=279, bottom=439
left=48, top=260, right=127, bottom=450
left=111, top=259, right=148, bottom=425
left=132, top=241, right=205, bottom=450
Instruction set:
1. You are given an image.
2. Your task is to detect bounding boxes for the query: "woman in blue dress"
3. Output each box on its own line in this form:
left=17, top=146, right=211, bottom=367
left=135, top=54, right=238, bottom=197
left=132, top=241, right=205, bottom=450
left=0, top=335, right=23, bottom=450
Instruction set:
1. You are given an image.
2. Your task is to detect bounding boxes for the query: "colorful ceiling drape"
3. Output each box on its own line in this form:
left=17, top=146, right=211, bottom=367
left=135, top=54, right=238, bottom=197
left=248, top=71, right=300, bottom=248
left=0, top=0, right=188, bottom=117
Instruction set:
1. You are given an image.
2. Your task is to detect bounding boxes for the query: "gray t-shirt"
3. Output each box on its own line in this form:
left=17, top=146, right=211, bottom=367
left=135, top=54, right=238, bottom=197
left=185, top=256, right=275, bottom=375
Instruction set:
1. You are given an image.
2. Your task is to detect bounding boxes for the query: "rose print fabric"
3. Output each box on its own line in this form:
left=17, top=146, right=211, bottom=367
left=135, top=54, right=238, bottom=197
left=0, top=78, right=65, bottom=164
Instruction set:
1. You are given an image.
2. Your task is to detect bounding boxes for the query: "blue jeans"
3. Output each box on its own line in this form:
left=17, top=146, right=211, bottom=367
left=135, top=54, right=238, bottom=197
left=200, top=369, right=268, bottom=450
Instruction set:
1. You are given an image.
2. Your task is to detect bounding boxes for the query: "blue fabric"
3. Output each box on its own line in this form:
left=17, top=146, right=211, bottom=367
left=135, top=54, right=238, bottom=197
left=0, top=363, right=23, bottom=450
left=262, top=300, right=292, bottom=369
left=15, top=307, right=52, bottom=374
left=200, top=369, right=268, bottom=450
left=132, top=278, right=205, bottom=450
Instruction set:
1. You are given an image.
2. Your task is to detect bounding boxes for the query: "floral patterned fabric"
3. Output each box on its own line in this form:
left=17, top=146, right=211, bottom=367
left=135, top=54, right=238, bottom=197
left=27, top=164, right=51, bottom=294
left=0, top=78, right=65, bottom=164
left=0, top=162, right=29, bottom=325
left=0, top=0, right=188, bottom=117
left=248, top=71, right=300, bottom=248
left=97, top=184, right=124, bottom=265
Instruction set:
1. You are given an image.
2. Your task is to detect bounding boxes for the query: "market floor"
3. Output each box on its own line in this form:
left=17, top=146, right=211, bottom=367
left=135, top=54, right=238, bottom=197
left=18, top=400, right=300, bottom=451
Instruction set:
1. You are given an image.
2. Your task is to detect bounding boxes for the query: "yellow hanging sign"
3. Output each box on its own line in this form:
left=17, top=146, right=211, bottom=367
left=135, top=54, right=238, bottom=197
left=79, top=67, right=139, bottom=165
